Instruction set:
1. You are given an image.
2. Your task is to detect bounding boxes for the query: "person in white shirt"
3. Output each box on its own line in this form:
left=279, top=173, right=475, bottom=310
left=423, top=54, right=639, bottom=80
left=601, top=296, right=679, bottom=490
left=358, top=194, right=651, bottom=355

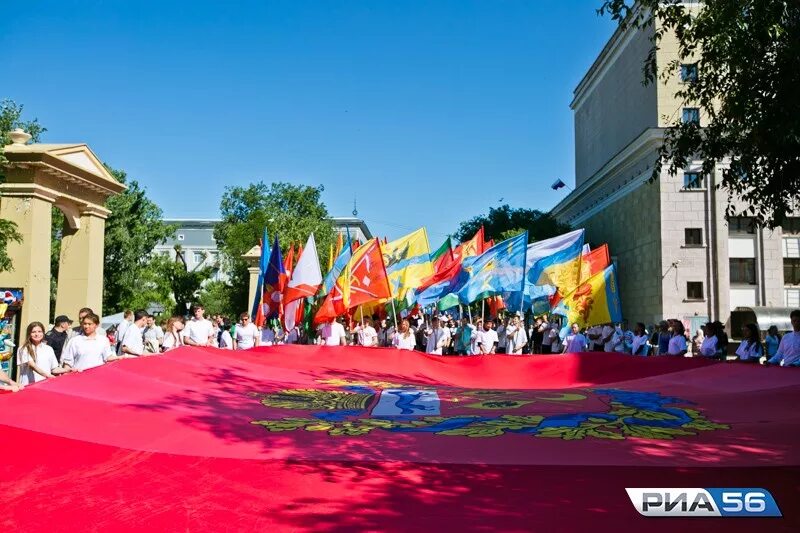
left=234, top=313, right=260, bottom=350
left=393, top=319, right=417, bottom=351
left=470, top=319, right=484, bottom=355
left=666, top=322, right=688, bottom=356
left=630, top=322, right=650, bottom=356
left=599, top=323, right=615, bottom=352
left=698, top=323, right=719, bottom=357
left=161, top=316, right=185, bottom=352
left=540, top=320, right=553, bottom=354
left=505, top=314, right=528, bottom=355
left=114, top=309, right=133, bottom=352
left=357, top=318, right=379, bottom=347
left=120, top=310, right=148, bottom=357
left=425, top=317, right=448, bottom=355
left=17, top=321, right=71, bottom=385
left=496, top=318, right=508, bottom=354
left=318, top=319, right=347, bottom=346
left=766, top=309, right=800, bottom=366
left=586, top=325, right=602, bottom=352
left=142, top=315, right=164, bottom=354
left=735, top=323, right=763, bottom=362
left=476, top=320, right=499, bottom=355
left=563, top=323, right=588, bottom=353
left=61, top=313, right=120, bottom=371
left=286, top=327, right=300, bottom=344
left=182, top=305, right=214, bottom=347
left=218, top=319, right=234, bottom=350
left=261, top=326, right=277, bottom=346
left=548, top=321, right=562, bottom=353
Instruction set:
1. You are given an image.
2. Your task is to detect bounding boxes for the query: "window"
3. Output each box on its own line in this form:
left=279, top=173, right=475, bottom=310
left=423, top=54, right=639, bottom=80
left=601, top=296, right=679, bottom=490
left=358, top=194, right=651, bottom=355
left=730, top=258, right=756, bottom=284
left=685, top=228, right=703, bottom=246
left=680, top=63, right=698, bottom=82
left=177, top=234, right=185, bottom=241
left=687, top=282, right=704, bottom=300
left=786, top=288, right=800, bottom=308
left=683, top=171, right=704, bottom=189
left=682, top=107, right=700, bottom=124
left=729, top=216, right=755, bottom=234
left=784, top=237, right=800, bottom=258
left=193, top=251, right=205, bottom=264
left=782, top=217, right=800, bottom=235
left=785, top=258, right=800, bottom=285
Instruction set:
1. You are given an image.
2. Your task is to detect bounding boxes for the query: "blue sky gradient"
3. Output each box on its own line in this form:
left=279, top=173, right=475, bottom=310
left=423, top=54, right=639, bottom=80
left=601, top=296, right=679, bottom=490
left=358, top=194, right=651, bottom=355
left=2, top=0, right=616, bottom=243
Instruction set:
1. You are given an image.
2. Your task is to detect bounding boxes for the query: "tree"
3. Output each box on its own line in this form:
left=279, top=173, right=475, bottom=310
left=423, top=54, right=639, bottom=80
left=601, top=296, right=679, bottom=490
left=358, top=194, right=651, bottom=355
left=214, top=182, right=336, bottom=315
left=599, top=0, right=800, bottom=228
left=148, top=248, right=215, bottom=316
left=100, top=166, right=177, bottom=313
left=454, top=204, right=572, bottom=244
left=197, top=280, right=235, bottom=318
left=0, top=100, right=46, bottom=273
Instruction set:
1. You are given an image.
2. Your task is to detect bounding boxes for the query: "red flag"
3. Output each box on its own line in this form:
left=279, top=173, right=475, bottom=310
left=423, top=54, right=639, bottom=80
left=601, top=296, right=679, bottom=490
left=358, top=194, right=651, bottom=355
left=283, top=244, right=295, bottom=279
left=314, top=239, right=391, bottom=324
left=488, top=295, right=506, bottom=317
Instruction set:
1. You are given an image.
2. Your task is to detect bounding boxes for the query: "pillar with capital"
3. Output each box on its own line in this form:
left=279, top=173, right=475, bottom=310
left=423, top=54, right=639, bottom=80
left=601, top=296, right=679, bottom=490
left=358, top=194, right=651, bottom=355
left=242, top=245, right=262, bottom=315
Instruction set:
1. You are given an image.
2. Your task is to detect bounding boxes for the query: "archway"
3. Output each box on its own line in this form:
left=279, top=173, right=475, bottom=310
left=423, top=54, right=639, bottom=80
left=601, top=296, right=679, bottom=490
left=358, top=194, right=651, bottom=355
left=0, top=129, right=125, bottom=327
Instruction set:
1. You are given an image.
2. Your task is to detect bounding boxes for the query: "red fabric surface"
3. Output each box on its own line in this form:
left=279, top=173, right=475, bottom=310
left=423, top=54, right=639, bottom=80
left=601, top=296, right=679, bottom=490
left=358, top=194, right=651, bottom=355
left=1, top=347, right=798, bottom=531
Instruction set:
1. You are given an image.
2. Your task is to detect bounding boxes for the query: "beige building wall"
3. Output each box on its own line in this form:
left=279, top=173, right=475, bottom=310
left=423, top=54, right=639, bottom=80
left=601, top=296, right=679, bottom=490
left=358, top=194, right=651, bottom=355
left=573, top=24, right=658, bottom=186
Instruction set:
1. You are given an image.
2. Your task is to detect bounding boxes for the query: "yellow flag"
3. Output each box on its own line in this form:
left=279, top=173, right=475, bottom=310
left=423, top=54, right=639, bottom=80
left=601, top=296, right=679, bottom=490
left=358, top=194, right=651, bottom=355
left=381, top=228, right=433, bottom=299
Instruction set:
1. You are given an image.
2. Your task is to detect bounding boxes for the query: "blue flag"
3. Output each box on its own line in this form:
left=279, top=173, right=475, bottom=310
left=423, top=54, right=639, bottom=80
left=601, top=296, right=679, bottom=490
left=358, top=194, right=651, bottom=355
left=250, top=227, right=269, bottom=318
left=457, top=232, right=528, bottom=305
left=262, top=235, right=286, bottom=320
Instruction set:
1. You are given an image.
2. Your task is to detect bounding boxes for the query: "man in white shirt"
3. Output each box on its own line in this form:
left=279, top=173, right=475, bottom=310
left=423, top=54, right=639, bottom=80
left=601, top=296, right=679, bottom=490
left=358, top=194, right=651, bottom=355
left=357, top=318, right=379, bottom=347
left=586, top=325, right=602, bottom=352
left=142, top=314, right=164, bottom=353
left=563, top=323, right=588, bottom=353
left=121, top=310, right=148, bottom=357
left=425, top=316, right=448, bottom=355
left=234, top=313, right=260, bottom=350
left=767, top=309, right=800, bottom=366
left=600, top=323, right=615, bottom=352
left=183, top=305, right=214, bottom=347
left=318, top=319, right=347, bottom=346
left=540, top=320, right=553, bottom=354
left=496, top=318, right=508, bottom=354
left=476, top=320, right=499, bottom=355
left=62, top=313, right=119, bottom=371
left=115, top=309, right=133, bottom=352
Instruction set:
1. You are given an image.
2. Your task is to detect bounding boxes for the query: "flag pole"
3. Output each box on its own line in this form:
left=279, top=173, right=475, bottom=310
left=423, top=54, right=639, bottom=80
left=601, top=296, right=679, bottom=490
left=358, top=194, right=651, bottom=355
left=481, top=298, right=485, bottom=321
left=467, top=304, right=472, bottom=323
left=359, top=305, right=364, bottom=326
left=519, top=230, right=528, bottom=317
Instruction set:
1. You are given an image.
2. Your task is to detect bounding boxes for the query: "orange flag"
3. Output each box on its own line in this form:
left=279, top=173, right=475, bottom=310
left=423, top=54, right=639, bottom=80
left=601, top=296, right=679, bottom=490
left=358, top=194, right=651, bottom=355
left=314, top=239, right=392, bottom=324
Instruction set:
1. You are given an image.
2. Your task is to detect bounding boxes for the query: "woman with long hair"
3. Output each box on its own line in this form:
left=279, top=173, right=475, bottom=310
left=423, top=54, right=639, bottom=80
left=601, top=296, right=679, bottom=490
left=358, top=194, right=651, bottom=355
left=161, top=316, right=185, bottom=352
left=735, top=323, right=764, bottom=362
left=392, top=319, right=416, bottom=351
left=666, top=321, right=688, bottom=356
left=17, top=322, right=71, bottom=385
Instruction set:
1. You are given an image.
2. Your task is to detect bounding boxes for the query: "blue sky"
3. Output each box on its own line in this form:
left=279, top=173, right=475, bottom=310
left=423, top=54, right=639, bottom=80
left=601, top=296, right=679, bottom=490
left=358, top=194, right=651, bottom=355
left=2, top=0, right=616, bottom=243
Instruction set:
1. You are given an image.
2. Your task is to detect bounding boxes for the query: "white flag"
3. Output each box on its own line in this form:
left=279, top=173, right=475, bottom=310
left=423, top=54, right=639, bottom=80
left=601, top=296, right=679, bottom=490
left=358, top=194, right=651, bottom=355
left=284, top=233, right=323, bottom=304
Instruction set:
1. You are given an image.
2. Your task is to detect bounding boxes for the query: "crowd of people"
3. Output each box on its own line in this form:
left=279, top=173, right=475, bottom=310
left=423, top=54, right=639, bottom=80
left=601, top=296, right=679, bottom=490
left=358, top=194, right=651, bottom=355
left=2, top=305, right=799, bottom=393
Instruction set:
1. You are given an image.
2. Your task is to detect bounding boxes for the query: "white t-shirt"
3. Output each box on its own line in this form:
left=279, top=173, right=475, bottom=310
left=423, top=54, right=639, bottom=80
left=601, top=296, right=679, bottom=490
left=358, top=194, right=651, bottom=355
left=425, top=327, right=448, bottom=355
left=320, top=322, right=346, bottom=346
left=496, top=325, right=507, bottom=349
left=393, top=332, right=416, bottom=350
left=667, top=335, right=687, bottom=356
left=161, top=331, right=182, bottom=351
left=116, top=319, right=131, bottom=344
left=506, top=324, right=528, bottom=354
left=184, top=318, right=214, bottom=346
left=358, top=326, right=378, bottom=347
left=62, top=334, right=114, bottom=371
left=769, top=331, right=800, bottom=366
left=16, top=344, right=59, bottom=385
left=261, top=328, right=276, bottom=346
left=565, top=333, right=588, bottom=353
left=286, top=328, right=300, bottom=344
left=121, top=323, right=144, bottom=356
left=235, top=323, right=259, bottom=350
left=735, top=340, right=762, bottom=361
left=601, top=325, right=615, bottom=352
left=219, top=330, right=233, bottom=350
left=476, top=329, right=499, bottom=354
left=631, top=334, right=649, bottom=356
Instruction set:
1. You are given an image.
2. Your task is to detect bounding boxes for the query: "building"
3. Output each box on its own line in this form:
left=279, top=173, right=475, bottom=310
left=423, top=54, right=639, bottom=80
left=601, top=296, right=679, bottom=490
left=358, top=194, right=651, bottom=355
left=550, top=12, right=798, bottom=332
left=152, top=217, right=373, bottom=280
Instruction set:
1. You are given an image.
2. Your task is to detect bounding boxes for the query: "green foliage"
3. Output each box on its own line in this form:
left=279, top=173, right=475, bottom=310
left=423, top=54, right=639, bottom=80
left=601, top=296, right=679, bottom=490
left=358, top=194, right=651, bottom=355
left=0, top=219, right=21, bottom=273
left=149, top=250, right=215, bottom=316
left=454, top=205, right=571, bottom=244
left=214, top=181, right=336, bottom=314
left=197, top=280, right=236, bottom=318
left=0, top=99, right=46, bottom=273
left=599, top=0, right=800, bottom=228
left=101, top=166, right=177, bottom=313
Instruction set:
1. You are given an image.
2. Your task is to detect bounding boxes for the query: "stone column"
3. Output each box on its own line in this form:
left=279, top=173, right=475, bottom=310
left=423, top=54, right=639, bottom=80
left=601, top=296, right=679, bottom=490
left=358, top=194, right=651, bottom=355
left=55, top=207, right=109, bottom=319
left=0, top=187, right=55, bottom=327
left=248, top=266, right=260, bottom=312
